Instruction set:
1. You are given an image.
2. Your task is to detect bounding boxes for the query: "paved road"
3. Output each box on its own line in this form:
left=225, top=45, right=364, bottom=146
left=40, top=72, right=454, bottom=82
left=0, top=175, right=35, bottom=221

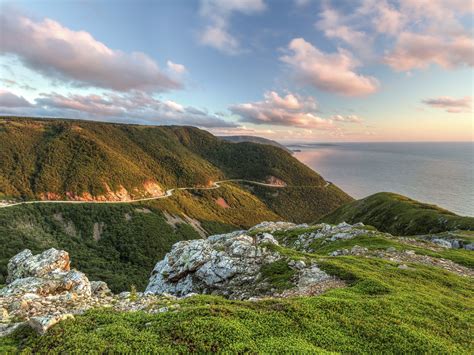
left=0, top=179, right=326, bottom=209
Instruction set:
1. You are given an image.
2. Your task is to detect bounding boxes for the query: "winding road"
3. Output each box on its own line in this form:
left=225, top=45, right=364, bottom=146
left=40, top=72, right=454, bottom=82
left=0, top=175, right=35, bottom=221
left=0, top=179, right=331, bottom=209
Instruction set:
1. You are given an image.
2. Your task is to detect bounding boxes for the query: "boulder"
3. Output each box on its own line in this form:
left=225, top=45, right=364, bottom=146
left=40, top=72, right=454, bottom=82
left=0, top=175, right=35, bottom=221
left=90, top=281, right=112, bottom=296
left=146, top=231, right=282, bottom=299
left=29, top=314, right=74, bottom=335
left=0, top=249, right=90, bottom=297
left=7, top=248, right=70, bottom=283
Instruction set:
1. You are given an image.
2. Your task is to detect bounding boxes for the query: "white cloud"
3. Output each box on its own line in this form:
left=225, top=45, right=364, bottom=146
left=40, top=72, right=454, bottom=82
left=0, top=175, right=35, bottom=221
left=0, top=91, right=236, bottom=128
left=422, top=96, right=472, bottom=113
left=229, top=91, right=337, bottom=129
left=315, top=7, right=372, bottom=57
left=318, top=0, right=473, bottom=72
left=280, top=38, right=379, bottom=96
left=198, top=0, right=266, bottom=54
left=0, top=11, right=181, bottom=92
left=166, top=61, right=187, bottom=74
left=331, top=114, right=363, bottom=123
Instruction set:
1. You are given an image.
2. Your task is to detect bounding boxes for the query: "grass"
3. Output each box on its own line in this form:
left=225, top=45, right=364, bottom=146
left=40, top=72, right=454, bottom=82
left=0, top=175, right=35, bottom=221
left=259, top=260, right=296, bottom=291
left=2, top=256, right=472, bottom=353
left=321, top=192, right=474, bottom=235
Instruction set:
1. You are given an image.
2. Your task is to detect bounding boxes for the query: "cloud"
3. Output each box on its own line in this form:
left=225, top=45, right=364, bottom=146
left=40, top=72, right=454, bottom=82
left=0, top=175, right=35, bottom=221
left=315, top=7, right=372, bottom=57
left=198, top=0, right=266, bottom=54
left=0, top=91, right=235, bottom=128
left=166, top=60, right=187, bottom=74
left=0, top=11, right=182, bottom=92
left=280, top=38, right=379, bottom=96
left=385, top=32, right=474, bottom=71
left=318, top=0, right=473, bottom=72
left=229, top=91, right=337, bottom=129
left=331, top=114, right=363, bottom=123
left=0, top=89, right=32, bottom=107
left=422, top=96, right=472, bottom=113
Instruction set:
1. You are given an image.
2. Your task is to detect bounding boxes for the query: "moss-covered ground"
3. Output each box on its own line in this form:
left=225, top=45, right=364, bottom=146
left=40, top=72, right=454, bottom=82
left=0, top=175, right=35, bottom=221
left=2, top=254, right=472, bottom=353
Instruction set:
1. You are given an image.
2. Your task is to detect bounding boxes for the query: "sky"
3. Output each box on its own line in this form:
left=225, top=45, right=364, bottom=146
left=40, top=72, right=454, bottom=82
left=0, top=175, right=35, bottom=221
left=0, top=0, right=473, bottom=142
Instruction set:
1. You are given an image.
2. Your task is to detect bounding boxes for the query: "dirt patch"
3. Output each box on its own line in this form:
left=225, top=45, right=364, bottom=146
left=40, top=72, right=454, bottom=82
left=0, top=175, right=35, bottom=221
left=182, top=215, right=208, bottom=238
left=52, top=213, right=77, bottom=237
left=143, top=181, right=163, bottom=197
left=266, top=176, right=287, bottom=186
left=163, top=211, right=184, bottom=228
left=93, top=222, right=105, bottom=241
left=215, top=197, right=230, bottom=208
left=162, top=211, right=207, bottom=237
left=134, top=208, right=152, bottom=214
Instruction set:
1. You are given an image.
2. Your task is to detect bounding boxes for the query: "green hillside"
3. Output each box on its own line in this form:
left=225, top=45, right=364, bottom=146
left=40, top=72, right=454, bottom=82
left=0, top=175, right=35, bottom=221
left=320, top=192, right=474, bottom=235
left=0, top=183, right=281, bottom=292
left=0, top=117, right=336, bottom=200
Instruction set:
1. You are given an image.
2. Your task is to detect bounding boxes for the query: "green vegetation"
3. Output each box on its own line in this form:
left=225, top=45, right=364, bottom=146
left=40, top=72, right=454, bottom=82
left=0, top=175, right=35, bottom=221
left=2, top=254, right=472, bottom=353
left=0, top=183, right=282, bottom=292
left=259, top=259, right=296, bottom=291
left=251, top=184, right=351, bottom=223
left=321, top=192, right=474, bottom=235
left=219, top=135, right=293, bottom=154
left=0, top=117, right=350, bottom=203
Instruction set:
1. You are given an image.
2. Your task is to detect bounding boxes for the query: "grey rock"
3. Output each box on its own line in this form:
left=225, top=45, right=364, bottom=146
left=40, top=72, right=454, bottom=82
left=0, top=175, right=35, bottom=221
left=297, top=265, right=331, bottom=287
left=90, top=281, right=111, bottom=296
left=0, top=249, right=90, bottom=297
left=7, top=248, right=70, bottom=283
left=146, top=228, right=281, bottom=298
left=431, top=238, right=452, bottom=248
left=0, top=322, right=24, bottom=337
left=29, top=314, right=74, bottom=334
left=464, top=243, right=474, bottom=251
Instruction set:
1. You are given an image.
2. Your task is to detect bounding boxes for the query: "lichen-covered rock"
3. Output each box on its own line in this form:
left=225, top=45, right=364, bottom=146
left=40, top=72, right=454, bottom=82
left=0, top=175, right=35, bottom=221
left=0, top=249, right=90, bottom=297
left=146, top=231, right=282, bottom=299
left=289, top=222, right=383, bottom=252
left=90, top=281, right=112, bottom=296
left=7, top=248, right=70, bottom=283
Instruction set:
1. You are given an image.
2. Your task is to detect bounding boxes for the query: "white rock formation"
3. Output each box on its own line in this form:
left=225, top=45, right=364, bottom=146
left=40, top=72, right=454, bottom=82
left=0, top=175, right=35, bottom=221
left=0, top=248, right=91, bottom=297
left=146, top=230, right=282, bottom=299
left=146, top=222, right=336, bottom=299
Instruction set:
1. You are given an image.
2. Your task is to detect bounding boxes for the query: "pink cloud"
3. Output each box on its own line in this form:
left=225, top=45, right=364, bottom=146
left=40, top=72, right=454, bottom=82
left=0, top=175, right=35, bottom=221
left=166, top=61, right=187, bottom=74
left=331, top=114, right=363, bottom=123
left=229, top=91, right=336, bottom=129
left=280, top=38, right=379, bottom=96
left=385, top=32, right=474, bottom=71
left=422, top=96, right=472, bottom=113
left=0, top=11, right=181, bottom=92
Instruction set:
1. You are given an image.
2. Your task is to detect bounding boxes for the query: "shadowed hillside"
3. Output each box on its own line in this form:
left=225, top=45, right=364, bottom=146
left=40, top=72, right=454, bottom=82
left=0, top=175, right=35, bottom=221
left=320, top=192, right=474, bottom=235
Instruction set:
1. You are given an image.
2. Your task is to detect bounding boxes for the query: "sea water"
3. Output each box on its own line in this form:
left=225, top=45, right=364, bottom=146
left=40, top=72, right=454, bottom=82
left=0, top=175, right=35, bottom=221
left=292, top=142, right=474, bottom=216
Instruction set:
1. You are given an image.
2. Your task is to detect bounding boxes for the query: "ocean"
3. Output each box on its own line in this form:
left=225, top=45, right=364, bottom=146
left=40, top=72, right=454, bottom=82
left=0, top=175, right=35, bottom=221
left=291, top=142, right=474, bottom=217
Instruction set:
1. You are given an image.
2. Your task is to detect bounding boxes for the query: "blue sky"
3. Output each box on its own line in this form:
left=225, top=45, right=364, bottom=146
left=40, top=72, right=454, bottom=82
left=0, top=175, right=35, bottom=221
left=0, top=0, right=472, bottom=142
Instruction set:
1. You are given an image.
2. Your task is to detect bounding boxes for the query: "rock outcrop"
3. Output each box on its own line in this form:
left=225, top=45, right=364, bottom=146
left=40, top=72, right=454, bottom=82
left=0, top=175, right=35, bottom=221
left=0, top=248, right=91, bottom=297
left=146, top=223, right=337, bottom=299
